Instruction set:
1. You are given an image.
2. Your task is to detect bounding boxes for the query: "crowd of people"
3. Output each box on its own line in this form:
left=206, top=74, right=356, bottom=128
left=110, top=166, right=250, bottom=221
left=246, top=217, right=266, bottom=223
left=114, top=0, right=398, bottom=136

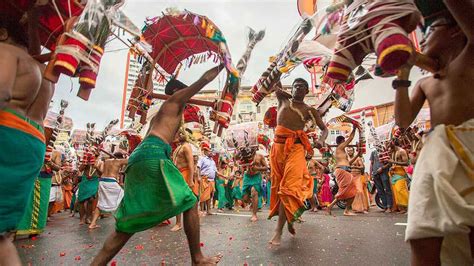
left=0, top=1, right=473, bottom=265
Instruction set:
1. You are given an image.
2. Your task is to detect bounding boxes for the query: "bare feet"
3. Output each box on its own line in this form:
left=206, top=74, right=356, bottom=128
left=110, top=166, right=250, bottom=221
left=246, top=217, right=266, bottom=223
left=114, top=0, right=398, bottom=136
left=193, top=254, right=223, bottom=265
left=287, top=223, right=296, bottom=236
left=250, top=215, right=258, bottom=222
left=385, top=209, right=393, bottom=213
left=79, top=220, right=86, bottom=225
left=217, top=209, right=224, bottom=213
left=88, top=224, right=100, bottom=230
left=268, top=232, right=282, bottom=246
left=379, top=208, right=387, bottom=213
left=69, top=213, right=75, bottom=217
left=170, top=224, right=182, bottom=232
left=363, top=211, right=369, bottom=214
left=310, top=208, right=318, bottom=212
left=206, top=212, right=214, bottom=216
left=399, top=210, right=407, bottom=214
left=297, top=217, right=305, bottom=223
left=343, top=210, right=357, bottom=216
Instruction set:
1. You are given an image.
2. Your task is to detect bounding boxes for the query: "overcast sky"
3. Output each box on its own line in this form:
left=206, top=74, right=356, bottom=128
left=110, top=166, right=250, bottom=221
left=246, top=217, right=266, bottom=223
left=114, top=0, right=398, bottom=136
left=50, top=0, right=425, bottom=130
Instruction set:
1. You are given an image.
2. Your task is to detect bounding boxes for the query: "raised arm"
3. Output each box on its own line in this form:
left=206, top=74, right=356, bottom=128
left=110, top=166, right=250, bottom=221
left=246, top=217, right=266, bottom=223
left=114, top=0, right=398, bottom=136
left=311, top=108, right=328, bottom=144
left=340, top=126, right=357, bottom=149
left=27, top=7, right=41, bottom=56
left=444, top=0, right=474, bottom=44
left=0, top=49, right=16, bottom=110
left=168, top=65, right=223, bottom=106
left=394, top=76, right=427, bottom=129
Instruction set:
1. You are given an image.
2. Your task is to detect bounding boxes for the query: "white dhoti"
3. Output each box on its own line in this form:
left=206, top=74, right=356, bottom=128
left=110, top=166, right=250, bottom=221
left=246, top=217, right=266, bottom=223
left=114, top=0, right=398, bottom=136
left=406, top=119, right=474, bottom=266
left=97, top=177, right=124, bottom=212
left=49, top=185, right=63, bottom=203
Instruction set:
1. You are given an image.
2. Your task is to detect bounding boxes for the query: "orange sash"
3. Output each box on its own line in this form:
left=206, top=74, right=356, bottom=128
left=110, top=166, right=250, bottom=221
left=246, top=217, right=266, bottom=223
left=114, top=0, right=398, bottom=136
left=0, top=110, right=45, bottom=143
left=273, top=125, right=313, bottom=156
left=179, top=167, right=199, bottom=196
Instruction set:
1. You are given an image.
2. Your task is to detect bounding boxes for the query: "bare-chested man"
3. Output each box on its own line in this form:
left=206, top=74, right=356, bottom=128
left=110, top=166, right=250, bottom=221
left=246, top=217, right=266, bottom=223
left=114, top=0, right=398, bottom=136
left=92, top=65, right=224, bottom=265
left=171, top=128, right=197, bottom=232
left=393, top=2, right=474, bottom=264
left=89, top=152, right=128, bottom=229
left=268, top=78, right=328, bottom=246
left=387, top=139, right=409, bottom=214
left=327, top=126, right=362, bottom=216
left=242, top=152, right=268, bottom=222
left=0, top=13, right=55, bottom=264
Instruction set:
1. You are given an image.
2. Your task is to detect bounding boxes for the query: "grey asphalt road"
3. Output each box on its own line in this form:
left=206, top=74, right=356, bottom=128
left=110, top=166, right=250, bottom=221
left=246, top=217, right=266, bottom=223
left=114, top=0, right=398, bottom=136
left=16, top=208, right=409, bottom=265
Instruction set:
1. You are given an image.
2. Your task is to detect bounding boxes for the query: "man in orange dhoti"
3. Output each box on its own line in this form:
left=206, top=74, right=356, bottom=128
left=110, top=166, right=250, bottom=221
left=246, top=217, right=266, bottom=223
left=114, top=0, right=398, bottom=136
left=197, top=142, right=216, bottom=216
left=171, top=127, right=199, bottom=231
left=268, top=79, right=328, bottom=246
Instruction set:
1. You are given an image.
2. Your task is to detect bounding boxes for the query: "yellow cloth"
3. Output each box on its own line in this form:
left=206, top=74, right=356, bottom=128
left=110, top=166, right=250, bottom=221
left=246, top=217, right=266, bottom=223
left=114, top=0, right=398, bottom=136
left=179, top=167, right=198, bottom=196
left=390, top=166, right=409, bottom=208
left=199, top=176, right=215, bottom=202
left=406, top=119, right=474, bottom=265
left=269, top=126, right=312, bottom=224
left=352, top=174, right=369, bottom=212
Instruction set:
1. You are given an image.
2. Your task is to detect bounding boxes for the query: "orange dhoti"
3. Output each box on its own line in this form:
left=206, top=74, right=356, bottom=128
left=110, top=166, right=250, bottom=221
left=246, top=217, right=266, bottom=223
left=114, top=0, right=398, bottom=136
left=269, top=126, right=313, bottom=224
left=334, top=168, right=357, bottom=200
left=179, top=167, right=199, bottom=197
left=62, top=183, right=73, bottom=209
left=199, top=176, right=215, bottom=203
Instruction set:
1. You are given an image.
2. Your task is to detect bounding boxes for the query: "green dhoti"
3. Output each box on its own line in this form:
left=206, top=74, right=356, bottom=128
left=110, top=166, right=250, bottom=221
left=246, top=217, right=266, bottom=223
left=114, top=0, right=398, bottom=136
left=232, top=184, right=243, bottom=200
left=266, top=180, right=272, bottom=203
left=115, top=135, right=197, bottom=234
left=242, top=172, right=263, bottom=197
left=78, top=175, right=99, bottom=203
left=0, top=109, right=45, bottom=233
left=16, top=172, right=52, bottom=236
left=224, top=179, right=234, bottom=208
left=216, top=178, right=228, bottom=209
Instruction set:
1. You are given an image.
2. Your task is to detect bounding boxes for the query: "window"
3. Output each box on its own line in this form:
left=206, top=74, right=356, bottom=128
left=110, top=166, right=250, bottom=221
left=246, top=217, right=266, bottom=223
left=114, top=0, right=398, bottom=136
left=335, top=130, right=340, bottom=135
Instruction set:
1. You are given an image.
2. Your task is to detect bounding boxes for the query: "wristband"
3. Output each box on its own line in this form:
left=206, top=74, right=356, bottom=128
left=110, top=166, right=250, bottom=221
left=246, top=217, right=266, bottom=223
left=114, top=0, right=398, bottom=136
left=392, top=79, right=411, bottom=89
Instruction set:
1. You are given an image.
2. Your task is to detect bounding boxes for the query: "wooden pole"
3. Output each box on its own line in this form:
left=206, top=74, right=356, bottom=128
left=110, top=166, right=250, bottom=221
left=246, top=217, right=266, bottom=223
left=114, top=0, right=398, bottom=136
left=150, top=93, right=216, bottom=107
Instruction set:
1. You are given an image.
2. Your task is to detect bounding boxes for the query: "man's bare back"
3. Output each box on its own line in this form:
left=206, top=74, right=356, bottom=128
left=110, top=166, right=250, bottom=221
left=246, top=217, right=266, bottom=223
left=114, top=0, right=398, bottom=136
left=335, top=127, right=357, bottom=167
left=27, top=63, right=55, bottom=126
left=101, top=159, right=128, bottom=179
left=174, top=143, right=193, bottom=169
left=0, top=43, right=43, bottom=116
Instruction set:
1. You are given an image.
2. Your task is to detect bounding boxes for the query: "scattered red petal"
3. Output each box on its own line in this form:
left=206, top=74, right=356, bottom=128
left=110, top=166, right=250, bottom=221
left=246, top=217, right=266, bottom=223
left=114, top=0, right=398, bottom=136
left=59, top=252, right=66, bottom=257
left=200, top=242, right=204, bottom=247
left=30, top=236, right=37, bottom=241
left=229, top=237, right=233, bottom=240
left=135, top=245, right=144, bottom=250
left=74, top=256, right=81, bottom=261
left=111, top=260, right=117, bottom=266
left=161, top=259, right=166, bottom=265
